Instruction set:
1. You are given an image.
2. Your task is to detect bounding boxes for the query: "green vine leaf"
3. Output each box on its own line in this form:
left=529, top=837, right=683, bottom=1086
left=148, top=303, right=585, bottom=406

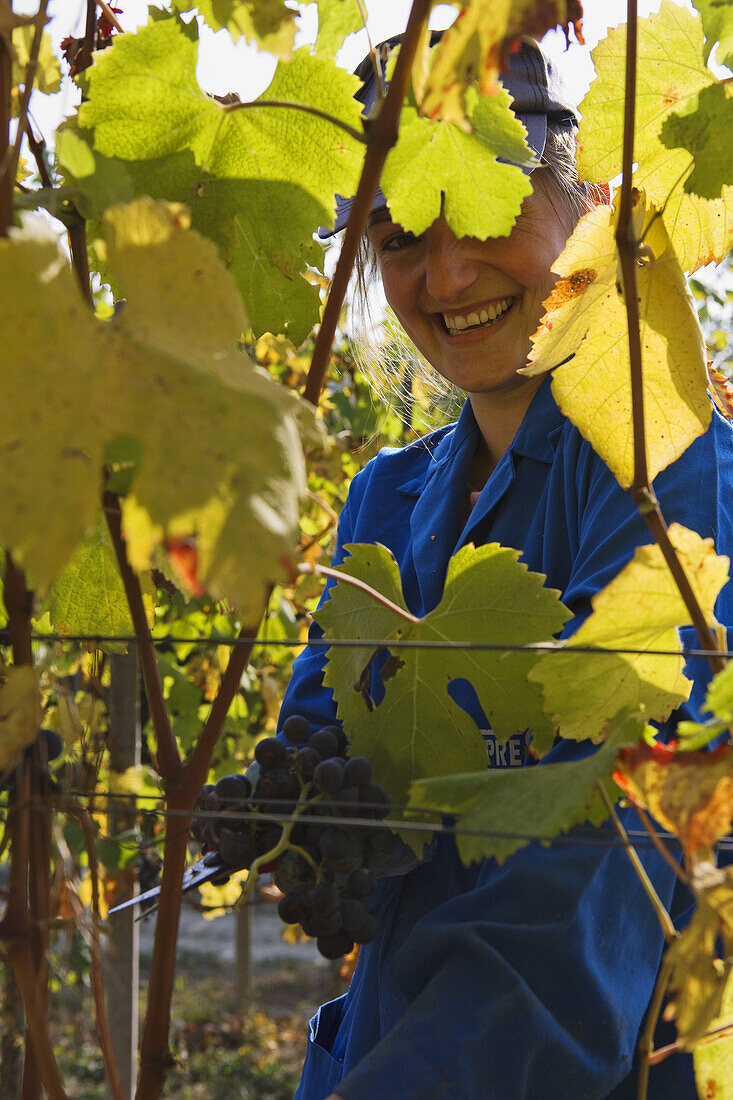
left=44, top=514, right=155, bottom=651
left=173, top=0, right=297, bottom=59
left=316, top=542, right=570, bottom=805
left=695, top=0, right=733, bottom=68
left=381, top=84, right=535, bottom=239
left=313, top=0, right=364, bottom=57
left=530, top=524, right=729, bottom=742
left=409, top=711, right=645, bottom=865
left=576, top=0, right=733, bottom=273
left=523, top=190, right=710, bottom=488
left=661, top=82, right=733, bottom=201
left=74, top=15, right=365, bottom=341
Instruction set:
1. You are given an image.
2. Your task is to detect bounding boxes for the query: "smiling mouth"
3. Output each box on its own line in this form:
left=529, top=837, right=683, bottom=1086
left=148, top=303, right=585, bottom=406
left=442, top=297, right=515, bottom=335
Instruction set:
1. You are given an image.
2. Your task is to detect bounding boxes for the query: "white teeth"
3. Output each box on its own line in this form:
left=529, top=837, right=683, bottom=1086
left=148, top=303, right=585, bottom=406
left=444, top=298, right=513, bottom=334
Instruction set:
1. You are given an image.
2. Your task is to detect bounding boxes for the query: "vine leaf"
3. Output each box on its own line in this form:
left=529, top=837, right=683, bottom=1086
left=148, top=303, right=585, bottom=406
left=576, top=0, right=733, bottom=273
left=11, top=22, right=60, bottom=101
left=523, top=191, right=710, bottom=488
left=419, top=0, right=583, bottom=130
left=172, top=0, right=297, bottom=58
left=693, top=963, right=733, bottom=1098
left=316, top=542, right=570, bottom=805
left=313, top=0, right=364, bottom=57
left=0, top=667, right=41, bottom=773
left=661, top=82, right=733, bottom=201
left=73, top=15, right=364, bottom=341
left=614, top=741, right=733, bottom=855
left=666, top=862, right=733, bottom=1047
left=696, top=0, right=733, bottom=68
left=530, top=525, right=729, bottom=743
left=381, top=85, right=535, bottom=240
left=43, top=514, right=155, bottom=651
left=0, top=203, right=311, bottom=614
left=409, top=710, right=644, bottom=865
left=0, top=221, right=106, bottom=589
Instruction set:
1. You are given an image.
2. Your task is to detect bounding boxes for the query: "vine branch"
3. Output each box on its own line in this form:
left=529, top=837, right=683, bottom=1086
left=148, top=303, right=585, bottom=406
left=616, top=0, right=725, bottom=677
left=304, top=0, right=433, bottom=406
left=0, top=0, right=49, bottom=195
left=224, top=99, right=367, bottom=145
left=103, top=491, right=181, bottom=780
left=597, top=782, right=676, bottom=944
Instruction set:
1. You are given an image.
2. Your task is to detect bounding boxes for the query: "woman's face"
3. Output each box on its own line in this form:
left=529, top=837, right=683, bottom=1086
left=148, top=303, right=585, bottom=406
left=366, top=178, right=573, bottom=397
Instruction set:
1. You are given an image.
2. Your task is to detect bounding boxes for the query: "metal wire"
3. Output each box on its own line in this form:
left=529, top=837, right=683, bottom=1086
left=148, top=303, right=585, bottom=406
left=5, top=629, right=731, bottom=660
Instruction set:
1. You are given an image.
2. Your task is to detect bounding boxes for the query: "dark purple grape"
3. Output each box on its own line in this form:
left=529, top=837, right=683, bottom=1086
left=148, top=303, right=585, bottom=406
left=340, top=897, right=367, bottom=935
left=255, top=825, right=282, bottom=858
left=39, top=729, right=63, bottom=762
left=318, top=828, right=353, bottom=861
left=256, top=768, right=299, bottom=801
left=282, top=714, right=311, bottom=745
left=313, top=758, right=344, bottom=794
left=317, top=929, right=354, bottom=960
left=359, top=783, right=391, bottom=818
left=309, top=907, right=343, bottom=937
left=296, top=747, right=321, bottom=779
left=322, top=725, right=348, bottom=755
left=278, top=890, right=310, bottom=925
left=219, top=832, right=256, bottom=867
left=309, top=882, right=340, bottom=915
left=254, top=737, right=288, bottom=772
left=351, top=913, right=378, bottom=945
left=214, top=774, right=252, bottom=802
left=344, top=757, right=372, bottom=788
left=346, top=868, right=375, bottom=899
left=331, top=787, right=360, bottom=816
left=308, top=729, right=339, bottom=759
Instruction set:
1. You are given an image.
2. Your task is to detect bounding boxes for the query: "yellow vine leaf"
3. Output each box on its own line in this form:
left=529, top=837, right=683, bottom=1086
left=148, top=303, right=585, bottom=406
left=576, top=1, right=733, bottom=273
left=420, top=0, right=582, bottom=130
left=0, top=201, right=312, bottom=614
left=614, top=741, right=733, bottom=856
left=665, top=862, right=733, bottom=1048
left=523, top=190, right=710, bottom=488
left=529, top=524, right=728, bottom=742
left=694, top=961, right=733, bottom=1096
left=0, top=666, right=40, bottom=772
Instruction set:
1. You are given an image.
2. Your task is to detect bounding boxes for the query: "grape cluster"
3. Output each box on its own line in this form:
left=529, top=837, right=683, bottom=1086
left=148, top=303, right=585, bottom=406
left=193, top=714, right=392, bottom=959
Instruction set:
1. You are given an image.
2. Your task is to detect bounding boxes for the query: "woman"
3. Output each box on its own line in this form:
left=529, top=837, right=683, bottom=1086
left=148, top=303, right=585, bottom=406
left=279, top=37, right=733, bottom=1100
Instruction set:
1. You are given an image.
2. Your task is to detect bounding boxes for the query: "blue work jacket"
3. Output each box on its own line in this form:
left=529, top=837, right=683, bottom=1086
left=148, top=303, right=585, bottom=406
left=280, top=376, right=733, bottom=1100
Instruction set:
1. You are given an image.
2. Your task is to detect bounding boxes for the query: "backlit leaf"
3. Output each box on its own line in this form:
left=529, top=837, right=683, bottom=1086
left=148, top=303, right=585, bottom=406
left=530, top=525, right=728, bottom=742
left=0, top=667, right=40, bottom=773
left=661, top=82, right=733, bottom=201
left=409, top=711, right=644, bottom=865
left=12, top=23, right=60, bottom=94
left=696, top=0, right=733, bottom=67
left=576, top=1, right=733, bottom=272
left=173, top=0, right=297, bottom=59
left=76, top=15, right=364, bottom=341
left=693, top=966, right=733, bottom=1097
left=523, top=191, right=710, bottom=487
left=381, top=85, right=535, bottom=239
left=420, top=0, right=583, bottom=130
left=313, top=0, right=363, bottom=57
left=44, top=514, right=155, bottom=651
left=614, top=741, right=733, bottom=854
left=317, top=542, right=570, bottom=805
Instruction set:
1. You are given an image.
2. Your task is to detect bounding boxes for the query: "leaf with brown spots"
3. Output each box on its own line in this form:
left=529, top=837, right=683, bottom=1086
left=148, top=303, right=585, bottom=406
left=420, top=0, right=583, bottom=130
left=614, top=741, right=733, bottom=855
left=522, top=191, right=710, bottom=488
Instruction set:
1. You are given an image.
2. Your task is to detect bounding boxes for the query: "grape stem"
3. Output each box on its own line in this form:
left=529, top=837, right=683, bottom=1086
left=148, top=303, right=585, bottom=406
left=299, top=562, right=420, bottom=624
left=224, top=99, right=367, bottom=145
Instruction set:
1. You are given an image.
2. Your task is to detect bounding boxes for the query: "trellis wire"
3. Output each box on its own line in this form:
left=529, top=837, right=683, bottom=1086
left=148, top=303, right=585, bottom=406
left=5, top=630, right=731, bottom=660
left=9, top=789, right=726, bottom=853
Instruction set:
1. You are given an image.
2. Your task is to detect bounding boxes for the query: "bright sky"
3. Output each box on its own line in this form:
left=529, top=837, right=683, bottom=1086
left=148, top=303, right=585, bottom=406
left=18, top=0, right=701, bottom=143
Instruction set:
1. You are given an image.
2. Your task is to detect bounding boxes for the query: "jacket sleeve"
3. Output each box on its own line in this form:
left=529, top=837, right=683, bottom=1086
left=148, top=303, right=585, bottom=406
left=336, top=421, right=733, bottom=1100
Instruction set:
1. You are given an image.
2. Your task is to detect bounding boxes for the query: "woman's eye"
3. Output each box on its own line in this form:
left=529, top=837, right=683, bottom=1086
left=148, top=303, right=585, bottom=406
left=382, top=231, right=420, bottom=253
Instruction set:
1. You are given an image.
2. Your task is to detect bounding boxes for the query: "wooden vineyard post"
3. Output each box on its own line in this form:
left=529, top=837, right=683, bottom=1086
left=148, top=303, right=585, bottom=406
left=104, top=652, right=142, bottom=1100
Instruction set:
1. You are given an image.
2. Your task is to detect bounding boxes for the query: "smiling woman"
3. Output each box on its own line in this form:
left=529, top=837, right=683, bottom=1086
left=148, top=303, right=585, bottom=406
left=267, top=32, right=733, bottom=1100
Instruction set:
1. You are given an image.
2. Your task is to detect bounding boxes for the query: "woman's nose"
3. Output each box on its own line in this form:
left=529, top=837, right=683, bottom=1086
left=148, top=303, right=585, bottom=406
left=423, top=219, right=480, bottom=303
